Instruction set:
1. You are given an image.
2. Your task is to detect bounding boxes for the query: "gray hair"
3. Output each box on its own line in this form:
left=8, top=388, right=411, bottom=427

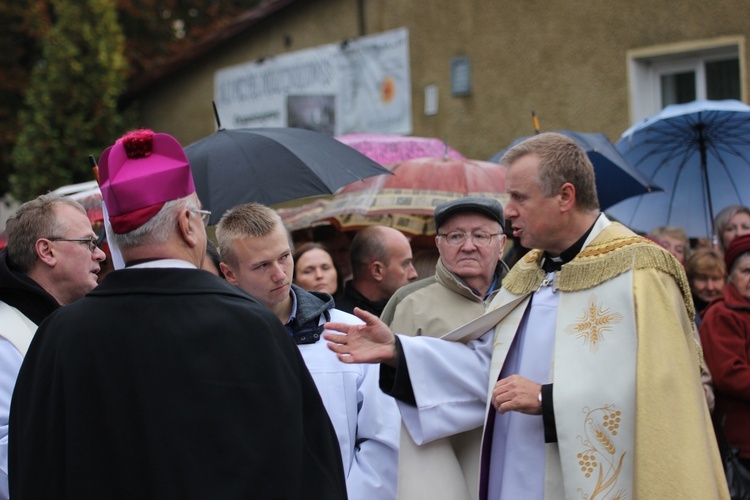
left=109, top=197, right=194, bottom=250
left=6, top=194, right=86, bottom=273
left=729, top=250, right=750, bottom=278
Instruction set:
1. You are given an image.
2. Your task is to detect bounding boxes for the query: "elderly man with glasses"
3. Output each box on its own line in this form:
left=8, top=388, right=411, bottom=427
left=379, top=196, right=508, bottom=500
left=0, top=193, right=106, bottom=500
left=9, top=130, right=347, bottom=499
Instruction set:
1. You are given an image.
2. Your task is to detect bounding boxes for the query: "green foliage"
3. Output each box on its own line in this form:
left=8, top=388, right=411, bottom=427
left=118, top=0, right=263, bottom=80
left=0, top=1, right=51, bottom=196
left=3, top=0, right=262, bottom=200
left=10, top=0, right=127, bottom=201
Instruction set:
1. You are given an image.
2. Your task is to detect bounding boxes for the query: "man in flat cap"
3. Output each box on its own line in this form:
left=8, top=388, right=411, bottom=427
left=9, top=130, right=347, bottom=499
left=379, top=196, right=508, bottom=500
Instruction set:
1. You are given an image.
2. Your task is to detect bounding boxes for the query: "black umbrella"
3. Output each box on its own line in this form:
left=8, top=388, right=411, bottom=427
left=185, top=127, right=392, bottom=224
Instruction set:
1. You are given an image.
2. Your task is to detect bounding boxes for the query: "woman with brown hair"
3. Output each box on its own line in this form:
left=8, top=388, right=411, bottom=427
left=292, top=242, right=339, bottom=296
left=686, top=248, right=727, bottom=321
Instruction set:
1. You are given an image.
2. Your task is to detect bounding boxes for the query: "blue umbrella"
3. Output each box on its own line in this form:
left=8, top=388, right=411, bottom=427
left=490, top=130, right=661, bottom=210
left=607, top=99, right=750, bottom=237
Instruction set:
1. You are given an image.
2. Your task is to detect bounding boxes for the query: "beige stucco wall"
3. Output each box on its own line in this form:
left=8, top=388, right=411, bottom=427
left=137, top=0, right=362, bottom=147
left=135, top=0, right=750, bottom=161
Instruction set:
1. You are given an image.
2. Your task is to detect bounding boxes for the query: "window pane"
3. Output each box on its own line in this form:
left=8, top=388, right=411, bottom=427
left=706, top=59, right=740, bottom=100
left=661, top=71, right=696, bottom=106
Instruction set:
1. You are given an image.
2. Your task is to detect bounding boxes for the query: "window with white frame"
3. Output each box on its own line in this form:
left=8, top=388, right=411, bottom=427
left=628, top=38, right=744, bottom=124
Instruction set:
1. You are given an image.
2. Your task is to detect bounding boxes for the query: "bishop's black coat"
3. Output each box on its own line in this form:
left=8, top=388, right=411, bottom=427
left=9, top=268, right=347, bottom=499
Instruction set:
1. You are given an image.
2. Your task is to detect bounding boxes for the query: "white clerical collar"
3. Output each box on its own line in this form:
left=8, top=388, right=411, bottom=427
left=582, top=213, right=611, bottom=249
left=128, top=259, right=197, bottom=270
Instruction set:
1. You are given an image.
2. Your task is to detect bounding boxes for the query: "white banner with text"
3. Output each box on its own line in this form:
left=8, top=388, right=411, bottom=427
left=214, top=28, right=411, bottom=135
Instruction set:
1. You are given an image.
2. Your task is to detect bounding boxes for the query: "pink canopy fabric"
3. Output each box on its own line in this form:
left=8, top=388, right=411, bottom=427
left=335, top=133, right=464, bottom=165
left=279, top=156, right=506, bottom=236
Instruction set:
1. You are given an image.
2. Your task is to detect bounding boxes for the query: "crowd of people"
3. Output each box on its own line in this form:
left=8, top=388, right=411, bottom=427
left=0, top=129, right=746, bottom=499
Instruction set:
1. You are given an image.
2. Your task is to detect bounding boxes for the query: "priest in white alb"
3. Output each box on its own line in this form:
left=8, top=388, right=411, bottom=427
left=325, top=133, right=729, bottom=500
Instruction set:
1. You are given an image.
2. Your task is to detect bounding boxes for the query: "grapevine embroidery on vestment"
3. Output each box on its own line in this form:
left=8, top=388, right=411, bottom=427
left=576, top=405, right=628, bottom=500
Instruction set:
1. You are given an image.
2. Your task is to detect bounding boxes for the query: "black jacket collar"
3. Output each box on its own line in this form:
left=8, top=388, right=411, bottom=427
left=0, top=248, right=60, bottom=325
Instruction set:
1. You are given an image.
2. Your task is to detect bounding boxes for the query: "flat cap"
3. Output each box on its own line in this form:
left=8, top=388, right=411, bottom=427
left=434, top=197, right=504, bottom=231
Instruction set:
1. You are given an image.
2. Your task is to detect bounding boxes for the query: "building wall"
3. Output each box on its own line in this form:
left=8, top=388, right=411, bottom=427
left=137, top=0, right=361, bottom=147
left=135, top=0, right=750, bottom=161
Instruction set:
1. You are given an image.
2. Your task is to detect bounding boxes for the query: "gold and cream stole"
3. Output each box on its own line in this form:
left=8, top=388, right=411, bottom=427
left=552, top=272, right=636, bottom=499
left=484, top=270, right=637, bottom=500
left=482, top=219, right=695, bottom=500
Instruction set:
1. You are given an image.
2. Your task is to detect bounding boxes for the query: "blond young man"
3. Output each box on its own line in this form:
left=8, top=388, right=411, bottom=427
left=217, top=203, right=399, bottom=500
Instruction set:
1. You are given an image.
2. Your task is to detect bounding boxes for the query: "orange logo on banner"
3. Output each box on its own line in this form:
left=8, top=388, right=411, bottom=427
left=381, top=76, right=396, bottom=103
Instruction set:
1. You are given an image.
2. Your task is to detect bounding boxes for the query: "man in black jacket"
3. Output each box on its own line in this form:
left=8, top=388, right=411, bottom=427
left=0, top=193, right=106, bottom=500
left=9, top=130, right=347, bottom=500
left=336, top=226, right=418, bottom=317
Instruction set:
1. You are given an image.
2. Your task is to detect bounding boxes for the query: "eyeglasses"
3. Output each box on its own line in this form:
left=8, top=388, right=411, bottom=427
left=437, top=231, right=501, bottom=247
left=47, top=237, right=99, bottom=253
left=190, top=209, right=212, bottom=227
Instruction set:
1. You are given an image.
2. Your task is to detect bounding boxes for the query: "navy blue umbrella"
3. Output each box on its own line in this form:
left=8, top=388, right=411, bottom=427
left=608, top=99, right=750, bottom=237
left=490, top=130, right=660, bottom=210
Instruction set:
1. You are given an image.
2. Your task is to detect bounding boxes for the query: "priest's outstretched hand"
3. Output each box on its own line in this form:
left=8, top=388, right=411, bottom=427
left=325, top=307, right=399, bottom=367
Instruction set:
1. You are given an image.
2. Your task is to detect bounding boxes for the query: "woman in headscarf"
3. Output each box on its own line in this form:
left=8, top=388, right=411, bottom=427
left=700, top=233, right=750, bottom=471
